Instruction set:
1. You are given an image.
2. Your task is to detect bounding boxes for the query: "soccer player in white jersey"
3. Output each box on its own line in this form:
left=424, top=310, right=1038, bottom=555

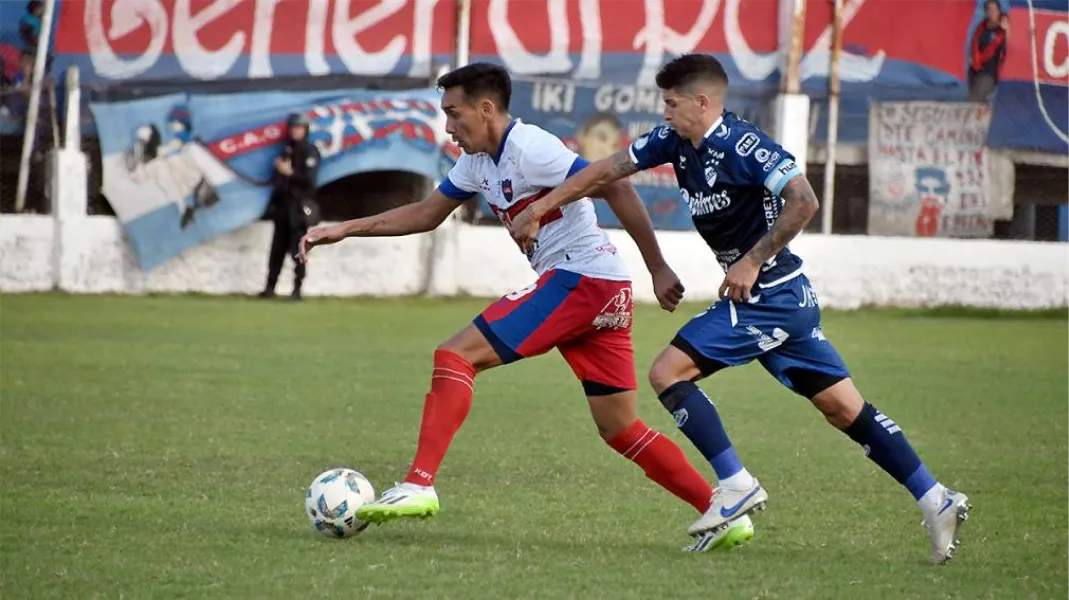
left=509, top=54, right=971, bottom=564
left=299, top=63, right=753, bottom=552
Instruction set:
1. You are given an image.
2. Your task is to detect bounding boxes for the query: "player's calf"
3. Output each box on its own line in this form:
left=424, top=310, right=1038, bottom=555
left=599, top=403, right=715, bottom=515
left=813, top=378, right=972, bottom=564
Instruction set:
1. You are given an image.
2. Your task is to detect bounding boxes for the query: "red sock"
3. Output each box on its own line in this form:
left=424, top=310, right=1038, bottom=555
left=404, top=349, right=476, bottom=486
left=607, top=420, right=714, bottom=513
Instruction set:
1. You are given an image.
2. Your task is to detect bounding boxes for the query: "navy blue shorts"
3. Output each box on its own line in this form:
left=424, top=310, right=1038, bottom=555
left=672, top=274, right=850, bottom=398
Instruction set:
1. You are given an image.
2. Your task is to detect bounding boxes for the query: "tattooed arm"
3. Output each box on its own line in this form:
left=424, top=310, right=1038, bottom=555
left=524, top=150, right=640, bottom=221
left=743, top=176, right=820, bottom=267
left=720, top=175, right=819, bottom=302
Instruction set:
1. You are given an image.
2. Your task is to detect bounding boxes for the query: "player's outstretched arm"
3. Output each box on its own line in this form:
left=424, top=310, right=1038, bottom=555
left=529, top=149, right=639, bottom=220
left=719, top=175, right=819, bottom=302
left=299, top=189, right=459, bottom=262
left=600, top=178, right=684, bottom=311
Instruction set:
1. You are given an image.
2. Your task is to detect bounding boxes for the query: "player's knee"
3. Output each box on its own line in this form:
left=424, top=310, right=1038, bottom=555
left=807, top=377, right=862, bottom=430
left=647, top=357, right=679, bottom=395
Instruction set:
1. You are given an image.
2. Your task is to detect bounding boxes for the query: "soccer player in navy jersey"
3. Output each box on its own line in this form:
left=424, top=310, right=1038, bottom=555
left=510, top=54, right=971, bottom=564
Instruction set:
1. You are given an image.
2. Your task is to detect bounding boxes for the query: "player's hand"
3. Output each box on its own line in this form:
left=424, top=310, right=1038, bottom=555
left=299, top=224, right=345, bottom=263
left=651, top=264, right=685, bottom=312
left=719, top=259, right=760, bottom=303
left=508, top=205, right=542, bottom=254
left=276, top=159, right=294, bottom=176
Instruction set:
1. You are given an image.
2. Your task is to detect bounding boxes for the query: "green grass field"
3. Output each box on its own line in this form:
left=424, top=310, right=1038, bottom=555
left=2, top=294, right=1066, bottom=599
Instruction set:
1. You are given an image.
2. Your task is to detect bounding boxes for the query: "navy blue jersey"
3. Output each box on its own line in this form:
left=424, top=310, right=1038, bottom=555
left=629, top=112, right=805, bottom=288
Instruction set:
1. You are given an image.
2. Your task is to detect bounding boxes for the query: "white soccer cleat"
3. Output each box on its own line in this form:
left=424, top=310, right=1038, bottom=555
left=355, top=482, right=441, bottom=524
left=922, top=489, right=971, bottom=565
left=687, top=478, right=768, bottom=536
left=683, top=514, right=755, bottom=552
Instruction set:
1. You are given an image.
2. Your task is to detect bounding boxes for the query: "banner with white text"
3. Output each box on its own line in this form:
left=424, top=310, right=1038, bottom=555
left=90, top=87, right=449, bottom=270
left=867, top=101, right=1011, bottom=238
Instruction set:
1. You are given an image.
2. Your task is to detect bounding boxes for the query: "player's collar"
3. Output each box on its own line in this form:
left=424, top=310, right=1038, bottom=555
left=492, top=119, right=520, bottom=165
left=701, top=114, right=725, bottom=141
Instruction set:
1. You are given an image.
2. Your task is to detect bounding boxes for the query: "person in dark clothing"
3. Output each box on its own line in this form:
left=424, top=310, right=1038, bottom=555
left=967, top=0, right=1009, bottom=102
left=258, top=112, right=320, bottom=301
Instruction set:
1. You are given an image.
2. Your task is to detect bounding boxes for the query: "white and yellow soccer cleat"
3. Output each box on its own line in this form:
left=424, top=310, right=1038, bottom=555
left=356, top=482, right=440, bottom=524
left=687, top=478, right=768, bottom=536
left=683, top=514, right=755, bottom=553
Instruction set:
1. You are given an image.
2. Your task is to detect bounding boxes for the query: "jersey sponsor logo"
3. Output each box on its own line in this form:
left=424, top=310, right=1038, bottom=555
left=777, top=159, right=797, bottom=176
left=754, top=148, right=770, bottom=162
left=799, top=284, right=819, bottom=309
left=811, top=326, right=827, bottom=341
left=592, top=287, right=633, bottom=330
left=762, top=151, right=780, bottom=172
left=735, top=132, right=760, bottom=157
left=681, top=188, right=731, bottom=216
left=501, top=178, right=514, bottom=202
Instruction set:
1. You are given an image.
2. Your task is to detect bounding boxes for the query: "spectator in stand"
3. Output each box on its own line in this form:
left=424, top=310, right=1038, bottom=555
left=967, top=0, right=1010, bottom=102
left=17, top=1, right=43, bottom=86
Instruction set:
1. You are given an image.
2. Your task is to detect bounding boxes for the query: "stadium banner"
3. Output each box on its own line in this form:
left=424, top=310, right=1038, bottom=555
left=867, top=101, right=1013, bottom=239
left=90, top=87, right=450, bottom=270
left=37, top=0, right=1000, bottom=145
left=983, top=0, right=1068, bottom=154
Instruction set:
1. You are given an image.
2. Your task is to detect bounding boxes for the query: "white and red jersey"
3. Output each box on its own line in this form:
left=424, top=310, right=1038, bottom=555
left=437, top=120, right=630, bottom=282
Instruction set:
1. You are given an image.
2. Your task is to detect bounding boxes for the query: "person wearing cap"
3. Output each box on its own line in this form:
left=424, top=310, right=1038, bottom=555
left=258, top=112, right=320, bottom=301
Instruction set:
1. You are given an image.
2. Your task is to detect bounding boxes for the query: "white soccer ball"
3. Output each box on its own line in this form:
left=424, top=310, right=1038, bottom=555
left=305, top=468, right=376, bottom=538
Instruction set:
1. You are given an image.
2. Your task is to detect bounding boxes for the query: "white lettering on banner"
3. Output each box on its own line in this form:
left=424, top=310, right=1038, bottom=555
left=409, top=0, right=445, bottom=77
left=85, top=0, right=169, bottom=80
left=333, top=0, right=407, bottom=75
left=80, top=0, right=891, bottom=85
left=488, top=0, right=573, bottom=75
left=249, top=0, right=281, bottom=78
left=172, top=0, right=246, bottom=80
left=83, top=0, right=430, bottom=81
left=1044, top=20, right=1069, bottom=80
left=797, top=0, right=885, bottom=82
left=593, top=85, right=662, bottom=113
left=530, top=82, right=576, bottom=113
left=305, top=0, right=331, bottom=76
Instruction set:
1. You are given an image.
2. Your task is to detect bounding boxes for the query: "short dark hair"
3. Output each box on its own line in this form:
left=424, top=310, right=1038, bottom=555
left=436, top=62, right=512, bottom=110
left=582, top=112, right=623, bottom=133
left=655, top=54, right=729, bottom=92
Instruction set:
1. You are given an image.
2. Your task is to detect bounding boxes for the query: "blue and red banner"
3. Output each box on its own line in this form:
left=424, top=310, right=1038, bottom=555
left=89, top=87, right=452, bottom=270
left=983, top=0, right=1068, bottom=154
left=3, top=0, right=1065, bottom=150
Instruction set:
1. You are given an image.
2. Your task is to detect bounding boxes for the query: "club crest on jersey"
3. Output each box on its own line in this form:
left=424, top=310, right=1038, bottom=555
left=501, top=179, right=514, bottom=203
left=704, top=166, right=717, bottom=187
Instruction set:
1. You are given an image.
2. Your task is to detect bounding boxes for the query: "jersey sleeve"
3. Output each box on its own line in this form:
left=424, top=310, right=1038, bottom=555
left=731, top=129, right=804, bottom=196
left=519, top=130, right=589, bottom=188
left=628, top=124, right=677, bottom=171
left=436, top=153, right=479, bottom=201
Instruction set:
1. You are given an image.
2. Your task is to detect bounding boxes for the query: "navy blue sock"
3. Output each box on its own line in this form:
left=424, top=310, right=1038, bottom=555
left=658, top=381, right=743, bottom=479
left=844, top=402, right=937, bottom=500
